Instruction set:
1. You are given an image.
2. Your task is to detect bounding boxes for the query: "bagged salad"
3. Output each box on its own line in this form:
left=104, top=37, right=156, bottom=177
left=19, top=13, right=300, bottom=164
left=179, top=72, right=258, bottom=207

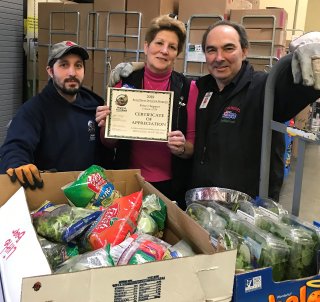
left=62, top=165, right=122, bottom=208
left=33, top=203, right=102, bottom=243
left=203, top=201, right=290, bottom=281
left=255, top=215, right=315, bottom=279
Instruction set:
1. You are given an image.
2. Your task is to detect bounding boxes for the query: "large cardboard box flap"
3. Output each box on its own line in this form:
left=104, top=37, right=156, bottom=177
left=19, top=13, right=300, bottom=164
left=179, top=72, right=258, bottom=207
left=22, top=250, right=236, bottom=302
left=0, top=170, right=237, bottom=302
left=0, top=188, right=51, bottom=302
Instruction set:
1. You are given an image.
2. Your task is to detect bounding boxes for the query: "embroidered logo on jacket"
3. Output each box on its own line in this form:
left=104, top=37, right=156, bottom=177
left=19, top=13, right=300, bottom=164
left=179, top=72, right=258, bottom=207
left=221, top=106, right=240, bottom=123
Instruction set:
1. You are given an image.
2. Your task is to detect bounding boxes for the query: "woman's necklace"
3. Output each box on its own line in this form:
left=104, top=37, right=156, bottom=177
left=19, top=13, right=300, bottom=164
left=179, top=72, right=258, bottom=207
left=142, top=77, right=171, bottom=91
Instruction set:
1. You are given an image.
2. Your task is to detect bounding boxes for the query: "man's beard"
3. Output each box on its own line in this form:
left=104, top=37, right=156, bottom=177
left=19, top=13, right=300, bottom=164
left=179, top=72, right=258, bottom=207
left=54, top=76, right=82, bottom=96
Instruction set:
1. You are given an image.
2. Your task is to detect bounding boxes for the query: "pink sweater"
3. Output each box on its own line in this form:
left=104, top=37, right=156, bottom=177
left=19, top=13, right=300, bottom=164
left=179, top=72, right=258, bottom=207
left=113, top=67, right=198, bottom=182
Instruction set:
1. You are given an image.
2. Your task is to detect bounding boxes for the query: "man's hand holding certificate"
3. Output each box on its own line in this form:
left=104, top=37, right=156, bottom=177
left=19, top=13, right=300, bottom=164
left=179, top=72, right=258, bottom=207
left=105, top=87, right=174, bottom=142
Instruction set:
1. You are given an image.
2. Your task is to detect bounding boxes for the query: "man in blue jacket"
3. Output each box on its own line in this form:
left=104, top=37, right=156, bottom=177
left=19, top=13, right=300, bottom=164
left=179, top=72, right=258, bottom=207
left=0, top=41, right=113, bottom=189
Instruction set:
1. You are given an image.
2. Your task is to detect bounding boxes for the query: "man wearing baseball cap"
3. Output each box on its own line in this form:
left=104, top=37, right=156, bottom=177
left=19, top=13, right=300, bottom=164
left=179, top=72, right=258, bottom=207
left=0, top=41, right=114, bottom=189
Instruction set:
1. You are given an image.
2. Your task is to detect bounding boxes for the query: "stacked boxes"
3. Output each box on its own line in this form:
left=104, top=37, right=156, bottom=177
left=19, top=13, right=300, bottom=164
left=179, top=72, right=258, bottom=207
left=230, top=8, right=288, bottom=71
left=37, top=2, right=94, bottom=91
left=36, top=1, right=289, bottom=96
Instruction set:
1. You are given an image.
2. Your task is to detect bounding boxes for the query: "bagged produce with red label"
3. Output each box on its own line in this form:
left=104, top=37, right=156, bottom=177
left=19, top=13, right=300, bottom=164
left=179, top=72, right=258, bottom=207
left=84, top=190, right=143, bottom=250
left=62, top=165, right=122, bottom=208
left=117, top=233, right=171, bottom=265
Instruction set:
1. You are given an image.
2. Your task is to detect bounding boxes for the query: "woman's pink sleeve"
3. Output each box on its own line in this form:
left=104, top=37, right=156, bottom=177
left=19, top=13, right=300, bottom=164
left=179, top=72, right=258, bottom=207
left=186, top=80, right=198, bottom=144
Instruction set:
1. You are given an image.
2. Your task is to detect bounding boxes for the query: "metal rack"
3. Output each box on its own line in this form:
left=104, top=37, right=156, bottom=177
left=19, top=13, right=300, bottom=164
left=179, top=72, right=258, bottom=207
left=49, top=11, right=80, bottom=46
left=241, top=15, right=279, bottom=71
left=86, top=10, right=142, bottom=99
left=183, top=14, right=223, bottom=78
left=259, top=54, right=320, bottom=216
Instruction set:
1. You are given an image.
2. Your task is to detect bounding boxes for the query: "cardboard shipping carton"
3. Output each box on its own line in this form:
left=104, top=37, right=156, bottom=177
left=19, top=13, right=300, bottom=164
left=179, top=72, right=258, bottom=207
left=0, top=170, right=237, bottom=302
left=229, top=8, right=288, bottom=29
left=233, top=267, right=320, bottom=302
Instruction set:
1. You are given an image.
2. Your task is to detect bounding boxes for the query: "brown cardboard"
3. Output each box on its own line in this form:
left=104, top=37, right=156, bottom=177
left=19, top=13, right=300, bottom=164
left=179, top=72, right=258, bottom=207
left=248, top=44, right=286, bottom=58
left=38, top=2, right=93, bottom=31
left=88, top=11, right=126, bottom=44
left=175, top=57, right=209, bottom=76
left=229, top=8, right=288, bottom=29
left=93, top=0, right=126, bottom=12
left=178, top=0, right=233, bottom=23
left=38, top=3, right=65, bottom=30
left=38, top=29, right=90, bottom=46
left=126, top=0, right=177, bottom=27
left=184, top=15, right=224, bottom=30
left=246, top=28, right=287, bottom=46
left=0, top=170, right=237, bottom=302
left=93, top=48, right=125, bottom=74
left=125, top=27, right=148, bottom=50
left=92, top=71, right=106, bottom=98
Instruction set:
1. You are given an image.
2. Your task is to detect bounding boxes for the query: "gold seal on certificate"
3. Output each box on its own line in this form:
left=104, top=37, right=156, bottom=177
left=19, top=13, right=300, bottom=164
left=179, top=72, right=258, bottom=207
left=105, top=87, right=174, bottom=142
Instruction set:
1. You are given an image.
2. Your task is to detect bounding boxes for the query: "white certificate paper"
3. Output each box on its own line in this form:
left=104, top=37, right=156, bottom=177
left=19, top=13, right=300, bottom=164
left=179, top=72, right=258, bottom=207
left=105, top=87, right=174, bottom=142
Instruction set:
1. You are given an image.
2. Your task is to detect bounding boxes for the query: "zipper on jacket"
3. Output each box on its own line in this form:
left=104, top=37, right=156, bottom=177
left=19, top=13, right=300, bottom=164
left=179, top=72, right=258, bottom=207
left=200, top=146, right=207, bottom=164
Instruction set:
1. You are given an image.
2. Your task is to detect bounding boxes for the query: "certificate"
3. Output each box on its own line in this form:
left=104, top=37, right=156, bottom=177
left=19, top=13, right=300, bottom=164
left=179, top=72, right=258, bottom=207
left=105, top=87, right=174, bottom=142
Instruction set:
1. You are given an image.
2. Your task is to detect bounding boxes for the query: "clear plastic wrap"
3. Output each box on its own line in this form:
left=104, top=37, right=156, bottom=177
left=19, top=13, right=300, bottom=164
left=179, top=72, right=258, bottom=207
left=206, top=202, right=290, bottom=281
left=280, top=213, right=320, bottom=277
left=185, top=187, right=252, bottom=210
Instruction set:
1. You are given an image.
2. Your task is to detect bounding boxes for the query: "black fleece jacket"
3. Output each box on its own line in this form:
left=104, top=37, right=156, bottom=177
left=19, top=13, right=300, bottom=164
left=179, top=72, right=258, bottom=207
left=191, top=58, right=320, bottom=200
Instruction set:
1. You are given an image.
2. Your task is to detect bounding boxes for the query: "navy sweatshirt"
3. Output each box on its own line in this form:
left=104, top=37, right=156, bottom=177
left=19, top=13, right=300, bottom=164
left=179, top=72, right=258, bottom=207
left=0, top=80, right=113, bottom=173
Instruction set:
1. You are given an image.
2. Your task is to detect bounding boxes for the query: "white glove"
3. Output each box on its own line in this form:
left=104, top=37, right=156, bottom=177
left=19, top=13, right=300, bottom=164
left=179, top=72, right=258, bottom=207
left=108, top=62, right=145, bottom=87
left=290, top=32, right=320, bottom=90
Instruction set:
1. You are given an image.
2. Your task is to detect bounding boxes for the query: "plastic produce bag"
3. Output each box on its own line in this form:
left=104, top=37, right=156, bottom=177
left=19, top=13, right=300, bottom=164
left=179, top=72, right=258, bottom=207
left=84, top=190, right=143, bottom=250
left=62, top=165, right=122, bottom=208
left=55, top=245, right=114, bottom=273
left=33, top=204, right=102, bottom=243
left=117, top=234, right=171, bottom=265
left=38, top=236, right=79, bottom=270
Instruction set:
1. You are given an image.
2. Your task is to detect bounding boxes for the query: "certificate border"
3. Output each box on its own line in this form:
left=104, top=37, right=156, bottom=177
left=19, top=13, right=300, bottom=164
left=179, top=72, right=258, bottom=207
left=105, top=87, right=174, bottom=142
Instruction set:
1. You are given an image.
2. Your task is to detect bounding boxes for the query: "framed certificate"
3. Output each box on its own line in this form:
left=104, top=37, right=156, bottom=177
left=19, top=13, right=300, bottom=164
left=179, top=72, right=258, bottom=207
left=105, top=87, right=174, bottom=142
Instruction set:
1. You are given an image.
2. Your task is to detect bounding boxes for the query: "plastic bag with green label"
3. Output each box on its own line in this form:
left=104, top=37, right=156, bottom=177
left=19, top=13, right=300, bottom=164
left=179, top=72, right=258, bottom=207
left=62, top=165, right=122, bottom=208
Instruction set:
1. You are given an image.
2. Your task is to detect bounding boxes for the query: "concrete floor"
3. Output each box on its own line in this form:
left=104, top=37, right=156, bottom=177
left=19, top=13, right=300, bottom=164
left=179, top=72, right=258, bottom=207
left=279, top=143, right=320, bottom=223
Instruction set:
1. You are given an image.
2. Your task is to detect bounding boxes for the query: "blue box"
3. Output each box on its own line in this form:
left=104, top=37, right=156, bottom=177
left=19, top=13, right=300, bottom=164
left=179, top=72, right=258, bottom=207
left=233, top=267, right=320, bottom=302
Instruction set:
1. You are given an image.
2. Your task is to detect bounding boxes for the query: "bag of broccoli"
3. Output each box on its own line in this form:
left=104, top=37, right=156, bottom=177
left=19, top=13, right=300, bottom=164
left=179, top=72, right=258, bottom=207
left=33, top=204, right=102, bottom=243
left=38, top=236, right=79, bottom=270
left=62, top=165, right=122, bottom=208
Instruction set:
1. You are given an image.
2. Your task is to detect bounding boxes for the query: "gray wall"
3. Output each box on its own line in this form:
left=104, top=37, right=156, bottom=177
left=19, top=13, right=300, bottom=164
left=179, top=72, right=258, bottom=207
left=0, top=0, right=24, bottom=145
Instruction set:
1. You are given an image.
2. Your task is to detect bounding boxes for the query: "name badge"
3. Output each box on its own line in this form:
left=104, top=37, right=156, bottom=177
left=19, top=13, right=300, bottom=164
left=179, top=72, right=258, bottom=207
left=200, top=92, right=213, bottom=109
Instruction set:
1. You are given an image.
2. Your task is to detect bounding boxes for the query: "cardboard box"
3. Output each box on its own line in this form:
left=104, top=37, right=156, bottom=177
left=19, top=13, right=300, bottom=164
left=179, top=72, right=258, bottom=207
left=38, top=29, right=90, bottom=47
left=185, top=15, right=224, bottom=30
left=0, top=170, right=237, bottom=302
left=229, top=8, right=288, bottom=29
left=178, top=0, right=233, bottom=23
left=88, top=11, right=126, bottom=44
left=125, top=27, right=147, bottom=51
left=93, top=0, right=126, bottom=13
left=233, top=267, right=320, bottom=302
left=92, top=71, right=106, bottom=98
left=246, top=28, right=287, bottom=46
left=175, top=57, right=209, bottom=76
left=38, top=2, right=93, bottom=31
left=248, top=44, right=286, bottom=58
left=126, top=0, right=177, bottom=27
left=93, top=49, right=125, bottom=73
